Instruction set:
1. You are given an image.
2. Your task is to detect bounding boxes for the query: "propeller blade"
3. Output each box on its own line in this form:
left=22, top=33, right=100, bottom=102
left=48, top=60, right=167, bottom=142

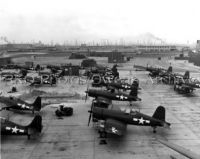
left=87, top=101, right=94, bottom=126
left=88, top=112, right=92, bottom=126
left=85, top=84, right=89, bottom=102
left=85, top=92, right=88, bottom=102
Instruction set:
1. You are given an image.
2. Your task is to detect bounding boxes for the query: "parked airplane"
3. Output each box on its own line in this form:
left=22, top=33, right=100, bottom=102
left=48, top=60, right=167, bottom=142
left=88, top=105, right=170, bottom=140
left=1, top=115, right=42, bottom=139
left=92, top=74, right=140, bottom=91
left=134, top=65, right=171, bottom=78
left=85, top=89, right=141, bottom=104
left=0, top=96, right=41, bottom=114
left=26, top=73, right=57, bottom=86
left=174, top=77, right=200, bottom=93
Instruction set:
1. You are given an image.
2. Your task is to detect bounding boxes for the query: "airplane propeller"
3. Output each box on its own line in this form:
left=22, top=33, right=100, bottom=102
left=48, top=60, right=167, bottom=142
left=85, top=91, right=88, bottom=102
left=85, top=83, right=89, bottom=102
left=88, top=101, right=94, bottom=126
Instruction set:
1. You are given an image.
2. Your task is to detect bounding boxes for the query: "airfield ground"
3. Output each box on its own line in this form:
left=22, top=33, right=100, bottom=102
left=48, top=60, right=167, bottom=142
left=1, top=55, right=200, bottom=159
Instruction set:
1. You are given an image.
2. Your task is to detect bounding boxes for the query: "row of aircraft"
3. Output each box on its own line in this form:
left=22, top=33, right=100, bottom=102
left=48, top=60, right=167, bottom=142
left=0, top=95, right=43, bottom=139
left=134, top=64, right=200, bottom=94
left=84, top=64, right=200, bottom=159
left=1, top=63, right=199, bottom=158
left=84, top=65, right=171, bottom=144
left=0, top=63, right=82, bottom=86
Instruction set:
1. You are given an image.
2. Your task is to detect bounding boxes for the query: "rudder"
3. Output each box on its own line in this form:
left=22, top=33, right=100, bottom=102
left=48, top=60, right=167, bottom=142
left=183, top=71, right=190, bottom=79
left=167, top=66, right=172, bottom=73
left=152, top=106, right=165, bottom=121
left=28, top=115, right=42, bottom=133
left=33, top=96, right=41, bottom=111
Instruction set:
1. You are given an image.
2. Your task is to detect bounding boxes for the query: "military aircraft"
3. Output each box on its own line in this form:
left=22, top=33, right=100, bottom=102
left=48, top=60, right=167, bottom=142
left=0, top=71, right=26, bottom=81
left=88, top=105, right=170, bottom=139
left=0, top=96, right=41, bottom=114
left=26, top=73, right=57, bottom=86
left=158, top=139, right=200, bottom=159
left=134, top=64, right=171, bottom=78
left=1, top=115, right=42, bottom=139
left=174, top=77, right=200, bottom=93
left=92, top=74, right=140, bottom=91
left=85, top=88, right=141, bottom=104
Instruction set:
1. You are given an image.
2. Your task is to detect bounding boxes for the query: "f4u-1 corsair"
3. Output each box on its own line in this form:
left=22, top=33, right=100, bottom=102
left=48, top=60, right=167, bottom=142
left=92, top=74, right=140, bottom=91
left=0, top=96, right=41, bottom=114
left=88, top=105, right=170, bottom=139
left=26, top=73, right=57, bottom=86
left=1, top=115, right=42, bottom=139
left=85, top=88, right=141, bottom=104
left=174, top=77, right=200, bottom=93
left=134, top=65, right=172, bottom=78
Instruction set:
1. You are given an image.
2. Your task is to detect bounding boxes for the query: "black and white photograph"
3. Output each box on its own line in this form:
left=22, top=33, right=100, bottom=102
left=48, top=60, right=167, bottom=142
left=1, top=0, right=200, bottom=158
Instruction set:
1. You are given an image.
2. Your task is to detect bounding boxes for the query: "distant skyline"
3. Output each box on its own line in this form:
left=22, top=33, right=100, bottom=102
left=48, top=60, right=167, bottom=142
left=0, top=0, right=199, bottom=45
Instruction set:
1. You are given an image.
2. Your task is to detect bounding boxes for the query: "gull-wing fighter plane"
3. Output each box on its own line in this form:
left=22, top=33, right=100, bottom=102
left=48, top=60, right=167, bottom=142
left=26, top=73, right=57, bottom=86
left=88, top=105, right=170, bottom=139
left=134, top=65, right=171, bottom=78
left=0, top=96, right=41, bottom=114
left=174, top=77, right=200, bottom=93
left=85, top=89, right=141, bottom=104
left=158, top=139, right=200, bottom=159
left=92, top=74, right=140, bottom=91
left=1, top=115, right=42, bottom=139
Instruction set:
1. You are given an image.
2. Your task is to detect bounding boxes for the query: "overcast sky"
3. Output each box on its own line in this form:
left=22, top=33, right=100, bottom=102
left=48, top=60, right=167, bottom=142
left=0, top=0, right=199, bottom=44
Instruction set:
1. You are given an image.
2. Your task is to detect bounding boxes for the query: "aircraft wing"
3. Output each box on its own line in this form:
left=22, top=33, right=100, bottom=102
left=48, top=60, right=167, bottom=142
left=158, top=139, right=200, bottom=159
left=133, top=65, right=146, bottom=70
left=104, top=118, right=127, bottom=136
left=97, top=97, right=112, bottom=105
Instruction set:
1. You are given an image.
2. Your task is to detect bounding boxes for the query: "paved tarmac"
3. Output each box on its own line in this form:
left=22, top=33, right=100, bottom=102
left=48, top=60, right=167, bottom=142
left=1, top=57, right=200, bottom=159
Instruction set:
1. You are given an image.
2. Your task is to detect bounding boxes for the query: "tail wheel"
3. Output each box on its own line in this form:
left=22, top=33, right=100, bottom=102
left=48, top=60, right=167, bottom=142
left=153, top=127, right=157, bottom=133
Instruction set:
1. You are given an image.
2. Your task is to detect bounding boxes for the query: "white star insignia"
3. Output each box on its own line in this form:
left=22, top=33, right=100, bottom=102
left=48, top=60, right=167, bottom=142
left=133, top=117, right=150, bottom=125
left=111, top=127, right=118, bottom=133
left=123, top=85, right=130, bottom=89
left=12, top=126, right=18, bottom=133
left=120, top=95, right=124, bottom=100
left=138, top=117, right=145, bottom=124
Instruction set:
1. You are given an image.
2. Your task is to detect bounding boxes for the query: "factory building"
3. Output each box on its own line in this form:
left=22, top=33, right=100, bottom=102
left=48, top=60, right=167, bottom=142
left=136, top=45, right=177, bottom=53
left=108, top=50, right=124, bottom=63
left=0, top=57, right=12, bottom=66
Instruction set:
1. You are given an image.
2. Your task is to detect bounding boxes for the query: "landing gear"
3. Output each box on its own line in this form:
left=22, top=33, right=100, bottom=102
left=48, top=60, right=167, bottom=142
left=99, top=131, right=107, bottom=145
left=99, top=131, right=107, bottom=138
left=27, top=134, right=30, bottom=140
left=153, top=127, right=157, bottom=133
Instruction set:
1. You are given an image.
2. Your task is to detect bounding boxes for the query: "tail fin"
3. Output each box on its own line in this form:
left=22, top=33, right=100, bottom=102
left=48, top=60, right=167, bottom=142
left=32, top=96, right=41, bottom=111
left=130, top=87, right=138, bottom=97
left=167, top=66, right=172, bottom=73
left=27, top=115, right=42, bottom=133
left=152, top=106, right=165, bottom=121
left=183, top=71, right=190, bottom=79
